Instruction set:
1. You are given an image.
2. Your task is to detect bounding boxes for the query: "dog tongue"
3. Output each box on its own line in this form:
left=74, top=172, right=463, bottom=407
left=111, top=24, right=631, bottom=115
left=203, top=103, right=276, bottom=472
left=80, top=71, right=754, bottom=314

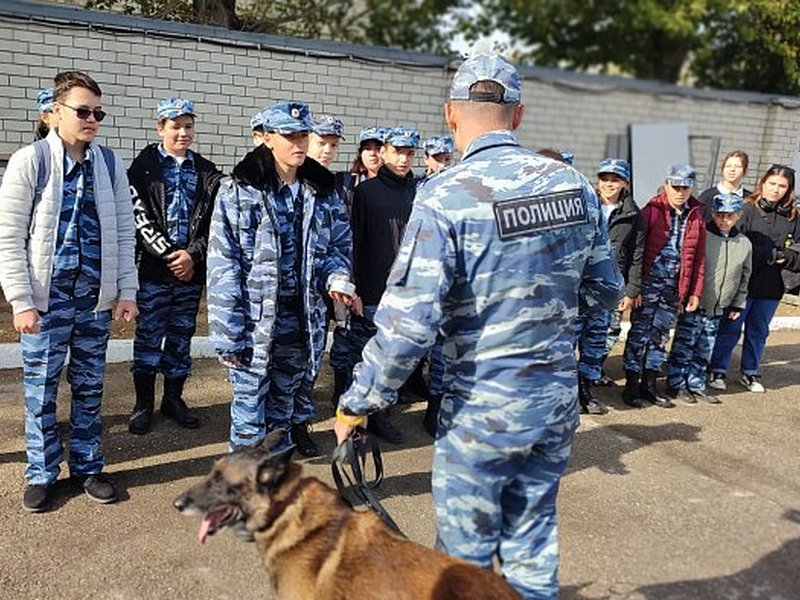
left=198, top=517, right=213, bottom=545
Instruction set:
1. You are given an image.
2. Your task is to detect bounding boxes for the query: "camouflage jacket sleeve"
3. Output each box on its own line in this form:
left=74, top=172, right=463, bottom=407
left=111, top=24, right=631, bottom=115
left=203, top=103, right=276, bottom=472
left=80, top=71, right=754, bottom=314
left=206, top=177, right=250, bottom=362
left=322, top=190, right=353, bottom=289
left=339, top=195, right=456, bottom=415
left=579, top=186, right=624, bottom=311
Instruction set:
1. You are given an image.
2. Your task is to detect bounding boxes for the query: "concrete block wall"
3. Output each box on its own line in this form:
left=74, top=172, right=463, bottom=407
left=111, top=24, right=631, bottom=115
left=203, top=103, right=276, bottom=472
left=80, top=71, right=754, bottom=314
left=0, top=0, right=798, bottom=195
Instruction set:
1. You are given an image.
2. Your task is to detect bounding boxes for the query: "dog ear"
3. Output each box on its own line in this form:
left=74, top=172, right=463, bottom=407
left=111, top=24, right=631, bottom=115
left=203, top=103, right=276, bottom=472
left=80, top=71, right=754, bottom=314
left=256, top=446, right=295, bottom=493
left=261, top=429, right=287, bottom=452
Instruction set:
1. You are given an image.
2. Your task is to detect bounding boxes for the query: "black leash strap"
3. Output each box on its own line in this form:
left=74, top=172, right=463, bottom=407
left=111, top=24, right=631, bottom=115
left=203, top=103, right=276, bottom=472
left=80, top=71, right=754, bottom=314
left=331, top=426, right=404, bottom=536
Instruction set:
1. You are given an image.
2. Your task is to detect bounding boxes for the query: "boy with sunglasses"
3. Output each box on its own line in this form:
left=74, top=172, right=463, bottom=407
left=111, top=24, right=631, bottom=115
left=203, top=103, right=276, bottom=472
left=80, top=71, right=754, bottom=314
left=0, top=71, right=138, bottom=512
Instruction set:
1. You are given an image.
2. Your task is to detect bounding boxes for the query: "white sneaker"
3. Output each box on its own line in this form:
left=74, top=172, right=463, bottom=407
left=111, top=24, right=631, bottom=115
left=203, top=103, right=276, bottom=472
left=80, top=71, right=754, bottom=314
left=708, top=373, right=727, bottom=391
left=739, top=374, right=765, bottom=393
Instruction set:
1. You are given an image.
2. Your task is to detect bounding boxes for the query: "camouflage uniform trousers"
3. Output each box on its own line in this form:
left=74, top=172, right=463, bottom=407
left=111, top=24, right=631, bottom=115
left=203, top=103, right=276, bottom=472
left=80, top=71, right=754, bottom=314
left=604, top=308, right=623, bottom=358
left=132, top=278, right=203, bottom=378
left=576, top=308, right=614, bottom=381
left=228, top=303, right=314, bottom=449
left=432, top=417, right=576, bottom=599
left=21, top=276, right=111, bottom=485
left=623, top=273, right=679, bottom=373
left=666, top=311, right=721, bottom=392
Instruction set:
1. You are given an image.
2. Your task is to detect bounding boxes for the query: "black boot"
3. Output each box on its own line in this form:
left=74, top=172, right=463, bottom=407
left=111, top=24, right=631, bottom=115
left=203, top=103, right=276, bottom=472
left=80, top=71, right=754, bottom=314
left=128, top=372, right=156, bottom=435
left=623, top=370, right=644, bottom=408
left=423, top=395, right=441, bottom=438
left=367, top=410, right=403, bottom=444
left=291, top=422, right=321, bottom=458
left=579, top=376, right=609, bottom=415
left=399, top=362, right=430, bottom=403
left=640, top=369, right=675, bottom=408
left=161, top=376, right=200, bottom=428
left=330, top=370, right=349, bottom=410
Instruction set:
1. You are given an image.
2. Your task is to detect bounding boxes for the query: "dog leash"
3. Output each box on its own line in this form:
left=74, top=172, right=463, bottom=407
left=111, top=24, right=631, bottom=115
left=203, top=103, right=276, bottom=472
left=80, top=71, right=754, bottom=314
left=331, top=427, right=405, bottom=537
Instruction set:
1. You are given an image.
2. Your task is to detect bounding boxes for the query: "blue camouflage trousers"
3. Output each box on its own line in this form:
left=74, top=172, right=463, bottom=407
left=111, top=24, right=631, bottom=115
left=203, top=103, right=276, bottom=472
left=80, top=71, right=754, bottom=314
left=576, top=308, right=614, bottom=381
left=132, top=279, right=203, bottom=378
left=432, top=420, right=576, bottom=599
left=666, top=311, right=721, bottom=391
left=623, top=275, right=679, bottom=373
left=21, top=278, right=111, bottom=485
left=605, top=309, right=623, bottom=357
left=228, top=304, right=315, bottom=449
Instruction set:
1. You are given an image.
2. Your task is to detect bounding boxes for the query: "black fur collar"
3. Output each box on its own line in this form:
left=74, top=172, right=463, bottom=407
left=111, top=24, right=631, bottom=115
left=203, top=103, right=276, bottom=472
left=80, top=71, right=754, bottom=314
left=232, top=144, right=335, bottom=197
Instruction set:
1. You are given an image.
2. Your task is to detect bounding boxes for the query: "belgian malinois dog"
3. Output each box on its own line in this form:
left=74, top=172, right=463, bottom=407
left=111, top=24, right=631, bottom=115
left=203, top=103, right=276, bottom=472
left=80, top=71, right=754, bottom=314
left=174, top=443, right=521, bottom=600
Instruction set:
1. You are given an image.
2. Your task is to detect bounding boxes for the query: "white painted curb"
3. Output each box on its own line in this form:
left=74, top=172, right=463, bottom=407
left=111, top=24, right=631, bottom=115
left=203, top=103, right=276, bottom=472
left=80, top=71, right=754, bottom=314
left=0, top=317, right=798, bottom=370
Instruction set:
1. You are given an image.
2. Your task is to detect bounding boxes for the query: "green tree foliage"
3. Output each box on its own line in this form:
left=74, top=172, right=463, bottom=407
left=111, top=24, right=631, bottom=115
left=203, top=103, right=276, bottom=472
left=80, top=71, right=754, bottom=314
left=84, top=0, right=461, bottom=54
left=458, top=0, right=800, bottom=94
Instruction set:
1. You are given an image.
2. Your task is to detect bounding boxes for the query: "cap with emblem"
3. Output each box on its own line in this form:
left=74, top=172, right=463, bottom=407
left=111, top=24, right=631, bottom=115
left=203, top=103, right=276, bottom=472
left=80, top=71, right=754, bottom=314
left=359, top=126, right=387, bottom=145
left=713, top=192, right=743, bottom=213
left=423, top=135, right=454, bottom=156
left=598, top=158, right=631, bottom=182
left=312, top=114, right=345, bottom=139
left=665, top=164, right=696, bottom=187
left=261, top=101, right=313, bottom=134
left=37, top=88, right=54, bottom=114
left=449, top=53, right=522, bottom=104
left=384, top=127, right=420, bottom=148
left=157, top=97, right=196, bottom=121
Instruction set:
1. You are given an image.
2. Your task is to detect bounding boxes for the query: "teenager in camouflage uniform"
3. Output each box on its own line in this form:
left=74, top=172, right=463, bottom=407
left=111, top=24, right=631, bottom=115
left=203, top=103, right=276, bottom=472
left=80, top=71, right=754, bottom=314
left=0, top=71, right=138, bottom=512
left=127, top=98, right=222, bottom=435
left=621, top=165, right=706, bottom=409
left=334, top=55, right=622, bottom=598
left=207, top=102, right=353, bottom=457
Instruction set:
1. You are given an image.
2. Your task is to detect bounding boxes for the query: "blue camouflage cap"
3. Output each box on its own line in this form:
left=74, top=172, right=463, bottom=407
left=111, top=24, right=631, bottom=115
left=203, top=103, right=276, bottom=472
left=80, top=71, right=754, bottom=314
left=312, top=114, right=345, bottom=139
left=423, top=135, right=454, bottom=156
left=665, top=163, right=696, bottom=187
left=449, top=53, right=522, bottom=103
left=157, top=97, right=196, bottom=121
left=250, top=110, right=265, bottom=131
left=384, top=127, right=420, bottom=148
left=713, top=192, right=743, bottom=213
left=261, top=101, right=313, bottom=134
left=559, top=150, right=575, bottom=165
left=37, top=88, right=54, bottom=113
left=359, top=126, right=387, bottom=145
left=598, top=158, right=631, bottom=181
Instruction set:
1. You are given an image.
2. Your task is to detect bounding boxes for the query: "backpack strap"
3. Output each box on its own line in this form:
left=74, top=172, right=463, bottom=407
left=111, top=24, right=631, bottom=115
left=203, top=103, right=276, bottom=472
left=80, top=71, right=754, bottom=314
left=33, top=138, right=51, bottom=201
left=98, top=145, right=116, bottom=186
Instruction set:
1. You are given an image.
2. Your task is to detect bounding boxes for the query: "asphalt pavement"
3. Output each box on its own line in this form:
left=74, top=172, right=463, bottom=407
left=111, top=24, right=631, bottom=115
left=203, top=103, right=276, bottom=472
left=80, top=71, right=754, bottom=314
left=0, top=331, right=798, bottom=599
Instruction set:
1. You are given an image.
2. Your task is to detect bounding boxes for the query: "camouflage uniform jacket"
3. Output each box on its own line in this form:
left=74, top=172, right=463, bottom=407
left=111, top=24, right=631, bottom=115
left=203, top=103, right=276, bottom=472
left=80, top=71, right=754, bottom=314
left=206, top=147, right=352, bottom=374
left=339, top=130, right=623, bottom=429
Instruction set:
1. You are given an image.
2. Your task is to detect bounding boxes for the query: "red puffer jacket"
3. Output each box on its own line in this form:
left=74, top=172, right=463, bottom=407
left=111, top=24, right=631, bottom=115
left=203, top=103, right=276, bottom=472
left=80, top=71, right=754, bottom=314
left=641, top=191, right=706, bottom=304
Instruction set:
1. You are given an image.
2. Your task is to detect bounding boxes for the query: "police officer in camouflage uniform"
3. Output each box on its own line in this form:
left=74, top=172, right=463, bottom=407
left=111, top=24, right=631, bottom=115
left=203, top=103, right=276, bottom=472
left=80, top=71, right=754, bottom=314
left=0, top=71, right=138, bottom=512
left=207, top=102, right=353, bottom=457
left=127, top=98, right=222, bottom=435
left=35, top=87, right=55, bottom=141
left=334, top=55, right=622, bottom=598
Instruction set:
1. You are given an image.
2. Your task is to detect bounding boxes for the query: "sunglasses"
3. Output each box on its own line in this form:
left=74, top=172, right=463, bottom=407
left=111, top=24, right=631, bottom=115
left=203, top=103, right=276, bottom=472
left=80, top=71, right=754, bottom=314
left=770, top=163, right=796, bottom=175
left=60, top=103, right=107, bottom=122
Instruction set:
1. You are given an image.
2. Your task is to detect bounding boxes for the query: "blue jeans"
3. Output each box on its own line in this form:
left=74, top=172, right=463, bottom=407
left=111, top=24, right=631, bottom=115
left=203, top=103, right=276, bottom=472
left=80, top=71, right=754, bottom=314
left=709, top=298, right=780, bottom=376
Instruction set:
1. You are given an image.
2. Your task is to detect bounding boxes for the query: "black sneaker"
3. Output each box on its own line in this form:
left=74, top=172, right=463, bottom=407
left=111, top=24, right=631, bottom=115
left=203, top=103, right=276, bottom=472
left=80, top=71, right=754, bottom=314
left=690, top=388, right=721, bottom=404
left=22, top=484, right=51, bottom=513
left=73, top=474, right=117, bottom=504
left=291, top=423, right=321, bottom=458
